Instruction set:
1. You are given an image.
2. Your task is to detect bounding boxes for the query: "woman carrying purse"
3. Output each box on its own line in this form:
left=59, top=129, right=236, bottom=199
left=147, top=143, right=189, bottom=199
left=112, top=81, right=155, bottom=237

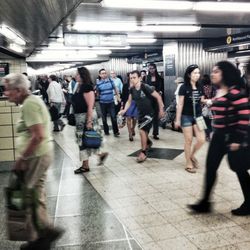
left=72, top=67, right=108, bottom=173
left=188, top=61, right=250, bottom=216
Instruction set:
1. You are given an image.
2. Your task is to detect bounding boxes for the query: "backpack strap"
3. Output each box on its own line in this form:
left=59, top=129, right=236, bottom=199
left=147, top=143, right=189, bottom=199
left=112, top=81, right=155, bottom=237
left=141, top=83, right=153, bottom=99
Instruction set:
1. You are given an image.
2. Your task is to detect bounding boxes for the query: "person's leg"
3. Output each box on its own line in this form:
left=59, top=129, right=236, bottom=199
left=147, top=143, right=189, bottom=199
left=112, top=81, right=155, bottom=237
left=228, top=148, right=250, bottom=215
left=100, top=103, right=109, bottom=135
left=188, top=132, right=226, bottom=213
left=137, top=128, right=148, bottom=162
left=108, top=102, right=119, bottom=135
left=132, top=118, right=137, bottom=136
left=190, top=125, right=206, bottom=167
left=23, top=153, right=64, bottom=245
left=152, top=113, right=159, bottom=139
left=182, top=126, right=195, bottom=171
left=127, top=117, right=133, bottom=141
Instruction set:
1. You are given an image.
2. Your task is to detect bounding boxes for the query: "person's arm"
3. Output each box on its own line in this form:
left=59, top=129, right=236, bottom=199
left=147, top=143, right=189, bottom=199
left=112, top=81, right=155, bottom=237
left=151, top=90, right=164, bottom=118
left=14, top=124, right=45, bottom=171
left=175, top=95, right=185, bottom=128
left=84, top=91, right=95, bottom=129
left=119, top=94, right=132, bottom=115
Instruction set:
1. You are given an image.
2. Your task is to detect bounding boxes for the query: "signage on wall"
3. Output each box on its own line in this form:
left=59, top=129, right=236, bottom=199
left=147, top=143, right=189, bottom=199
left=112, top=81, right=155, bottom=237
left=204, top=32, right=250, bottom=51
left=0, top=63, right=9, bottom=78
left=165, top=54, right=176, bottom=76
left=64, top=33, right=127, bottom=47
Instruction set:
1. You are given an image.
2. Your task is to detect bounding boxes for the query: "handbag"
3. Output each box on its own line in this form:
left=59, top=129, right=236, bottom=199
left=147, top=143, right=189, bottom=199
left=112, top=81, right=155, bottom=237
left=5, top=172, right=38, bottom=241
left=82, top=129, right=102, bottom=149
left=192, top=92, right=207, bottom=131
left=202, top=105, right=212, bottom=118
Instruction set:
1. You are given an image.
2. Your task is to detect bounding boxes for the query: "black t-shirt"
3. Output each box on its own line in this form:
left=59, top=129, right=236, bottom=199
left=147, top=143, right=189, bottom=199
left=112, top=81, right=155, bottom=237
left=72, top=83, right=94, bottom=114
left=178, top=84, right=204, bottom=116
left=129, top=84, right=154, bottom=118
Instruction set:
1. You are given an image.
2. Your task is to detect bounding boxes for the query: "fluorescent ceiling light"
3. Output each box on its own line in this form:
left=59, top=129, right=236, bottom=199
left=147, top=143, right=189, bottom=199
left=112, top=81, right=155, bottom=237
left=127, top=38, right=157, bottom=44
left=44, top=45, right=130, bottom=50
left=0, top=25, right=26, bottom=45
left=40, top=49, right=112, bottom=56
left=9, top=43, right=23, bottom=53
left=39, top=50, right=97, bottom=58
left=140, top=25, right=200, bottom=32
left=73, top=22, right=137, bottom=32
left=236, top=50, right=250, bottom=54
left=127, top=34, right=154, bottom=39
left=102, top=0, right=193, bottom=10
left=194, top=2, right=250, bottom=12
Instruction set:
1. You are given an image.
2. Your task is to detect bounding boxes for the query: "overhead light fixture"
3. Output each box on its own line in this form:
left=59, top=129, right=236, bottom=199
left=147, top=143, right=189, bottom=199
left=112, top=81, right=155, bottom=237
left=9, top=43, right=23, bottom=53
left=40, top=49, right=112, bottom=56
left=73, top=22, right=138, bottom=32
left=39, top=50, right=98, bottom=58
left=194, top=1, right=250, bottom=12
left=43, top=45, right=130, bottom=50
left=0, top=25, right=26, bottom=45
left=102, top=0, right=193, bottom=10
left=140, top=25, right=200, bottom=32
left=127, top=38, right=157, bottom=44
left=236, top=50, right=250, bottom=54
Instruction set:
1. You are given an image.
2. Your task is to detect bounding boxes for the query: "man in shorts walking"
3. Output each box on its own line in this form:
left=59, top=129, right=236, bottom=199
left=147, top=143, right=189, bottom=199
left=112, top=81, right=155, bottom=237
left=119, top=70, right=164, bottom=162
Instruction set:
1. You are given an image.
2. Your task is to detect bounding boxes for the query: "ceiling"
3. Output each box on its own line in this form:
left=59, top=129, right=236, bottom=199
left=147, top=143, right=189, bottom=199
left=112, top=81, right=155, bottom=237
left=1, top=0, right=250, bottom=72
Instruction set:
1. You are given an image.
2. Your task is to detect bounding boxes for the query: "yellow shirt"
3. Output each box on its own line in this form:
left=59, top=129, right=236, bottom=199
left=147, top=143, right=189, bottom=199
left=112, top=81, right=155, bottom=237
left=16, top=95, right=53, bottom=158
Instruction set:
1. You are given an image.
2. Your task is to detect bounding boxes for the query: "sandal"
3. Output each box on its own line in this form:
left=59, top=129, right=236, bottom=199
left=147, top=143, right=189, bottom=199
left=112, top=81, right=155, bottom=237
left=185, top=167, right=196, bottom=173
left=97, top=152, right=109, bottom=166
left=136, top=151, right=147, bottom=163
left=191, top=158, right=199, bottom=168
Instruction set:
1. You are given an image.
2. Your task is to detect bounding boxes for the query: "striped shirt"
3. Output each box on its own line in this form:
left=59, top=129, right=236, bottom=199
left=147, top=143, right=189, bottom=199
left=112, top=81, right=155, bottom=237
left=211, top=87, right=250, bottom=144
left=96, top=78, right=115, bottom=104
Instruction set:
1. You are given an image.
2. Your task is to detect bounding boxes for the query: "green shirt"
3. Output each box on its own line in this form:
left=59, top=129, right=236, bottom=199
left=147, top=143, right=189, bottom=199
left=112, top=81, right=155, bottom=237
left=16, top=95, right=53, bottom=158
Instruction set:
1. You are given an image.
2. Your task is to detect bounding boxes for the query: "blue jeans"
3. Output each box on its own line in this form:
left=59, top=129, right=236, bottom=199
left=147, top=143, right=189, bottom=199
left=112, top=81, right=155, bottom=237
left=100, top=102, right=119, bottom=135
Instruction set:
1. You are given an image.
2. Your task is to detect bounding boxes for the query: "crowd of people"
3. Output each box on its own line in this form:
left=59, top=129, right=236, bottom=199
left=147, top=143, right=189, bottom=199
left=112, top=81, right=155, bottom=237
left=1, top=59, right=250, bottom=249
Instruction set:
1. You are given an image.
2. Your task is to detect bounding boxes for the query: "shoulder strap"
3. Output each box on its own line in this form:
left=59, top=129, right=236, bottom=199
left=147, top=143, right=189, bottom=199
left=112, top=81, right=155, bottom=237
left=141, top=83, right=152, bottom=99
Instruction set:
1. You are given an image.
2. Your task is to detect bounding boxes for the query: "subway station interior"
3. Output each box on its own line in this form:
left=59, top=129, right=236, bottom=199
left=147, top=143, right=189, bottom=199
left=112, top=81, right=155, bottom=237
left=1, top=0, right=250, bottom=249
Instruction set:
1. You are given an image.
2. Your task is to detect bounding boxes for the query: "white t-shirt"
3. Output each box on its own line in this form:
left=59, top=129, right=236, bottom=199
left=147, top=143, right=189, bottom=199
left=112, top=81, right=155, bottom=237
left=47, top=81, right=65, bottom=103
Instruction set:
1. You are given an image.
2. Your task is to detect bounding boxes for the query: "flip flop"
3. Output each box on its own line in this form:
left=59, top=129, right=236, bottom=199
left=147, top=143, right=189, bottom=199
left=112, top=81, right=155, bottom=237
left=185, top=167, right=196, bottom=173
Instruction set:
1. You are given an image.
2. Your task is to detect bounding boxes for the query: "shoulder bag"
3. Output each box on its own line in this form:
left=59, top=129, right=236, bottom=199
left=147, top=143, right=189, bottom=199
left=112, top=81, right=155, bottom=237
left=192, top=91, right=207, bottom=131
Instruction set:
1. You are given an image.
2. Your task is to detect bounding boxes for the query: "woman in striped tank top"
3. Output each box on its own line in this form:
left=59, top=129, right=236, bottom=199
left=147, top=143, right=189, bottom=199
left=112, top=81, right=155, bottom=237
left=188, top=61, right=250, bottom=216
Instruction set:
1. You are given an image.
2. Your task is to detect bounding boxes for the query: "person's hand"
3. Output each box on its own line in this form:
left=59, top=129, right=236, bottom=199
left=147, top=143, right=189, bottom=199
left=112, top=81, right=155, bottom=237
left=229, top=143, right=241, bottom=151
left=86, top=120, right=93, bottom=130
left=117, top=95, right=121, bottom=103
left=13, top=158, right=27, bottom=172
left=158, top=110, right=165, bottom=119
left=118, top=110, right=125, bottom=116
left=174, top=120, right=181, bottom=130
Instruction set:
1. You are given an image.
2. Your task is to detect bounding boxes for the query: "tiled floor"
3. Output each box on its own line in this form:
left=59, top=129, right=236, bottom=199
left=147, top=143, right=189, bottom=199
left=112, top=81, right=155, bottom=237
left=1, top=119, right=250, bottom=249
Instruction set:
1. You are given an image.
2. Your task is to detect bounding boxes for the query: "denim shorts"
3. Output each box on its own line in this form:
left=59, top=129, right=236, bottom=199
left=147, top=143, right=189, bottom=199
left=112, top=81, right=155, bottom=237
left=181, top=115, right=196, bottom=127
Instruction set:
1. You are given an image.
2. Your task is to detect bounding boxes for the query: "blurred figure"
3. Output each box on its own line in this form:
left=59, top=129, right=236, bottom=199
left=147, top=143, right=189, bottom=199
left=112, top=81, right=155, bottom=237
left=188, top=61, right=250, bottom=215
left=175, top=65, right=206, bottom=173
left=47, top=75, right=66, bottom=132
left=147, top=63, right=164, bottom=140
left=119, top=70, right=164, bottom=163
left=140, top=70, right=147, bottom=83
left=174, top=77, right=184, bottom=105
left=38, top=75, right=49, bottom=104
left=3, top=73, right=64, bottom=250
left=110, top=70, right=123, bottom=115
left=201, top=74, right=216, bottom=140
left=96, top=69, right=120, bottom=136
left=121, top=74, right=138, bottom=141
left=72, top=67, right=108, bottom=174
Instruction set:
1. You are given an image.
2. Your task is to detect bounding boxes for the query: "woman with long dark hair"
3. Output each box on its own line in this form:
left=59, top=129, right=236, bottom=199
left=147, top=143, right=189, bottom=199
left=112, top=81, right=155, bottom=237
left=188, top=61, right=250, bottom=215
left=72, top=67, right=108, bottom=174
left=175, top=64, right=206, bottom=173
left=147, top=63, right=164, bottom=139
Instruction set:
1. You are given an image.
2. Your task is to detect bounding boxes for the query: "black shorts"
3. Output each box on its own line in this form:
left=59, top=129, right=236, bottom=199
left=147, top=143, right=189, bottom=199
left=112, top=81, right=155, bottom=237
left=138, top=115, right=153, bottom=133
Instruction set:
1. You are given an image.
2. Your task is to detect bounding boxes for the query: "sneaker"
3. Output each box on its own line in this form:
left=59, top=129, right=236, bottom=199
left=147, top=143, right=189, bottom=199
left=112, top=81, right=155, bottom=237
left=153, top=135, right=159, bottom=140
left=20, top=238, right=51, bottom=250
left=114, top=132, right=120, bottom=137
left=231, top=203, right=250, bottom=216
left=60, top=124, right=66, bottom=131
left=187, top=200, right=211, bottom=213
left=147, top=140, right=153, bottom=150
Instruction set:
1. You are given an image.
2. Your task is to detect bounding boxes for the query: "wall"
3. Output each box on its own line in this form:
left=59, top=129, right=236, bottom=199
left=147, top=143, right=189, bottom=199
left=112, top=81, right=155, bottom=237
left=0, top=59, right=27, bottom=75
left=61, top=58, right=142, bottom=83
left=163, top=41, right=227, bottom=106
